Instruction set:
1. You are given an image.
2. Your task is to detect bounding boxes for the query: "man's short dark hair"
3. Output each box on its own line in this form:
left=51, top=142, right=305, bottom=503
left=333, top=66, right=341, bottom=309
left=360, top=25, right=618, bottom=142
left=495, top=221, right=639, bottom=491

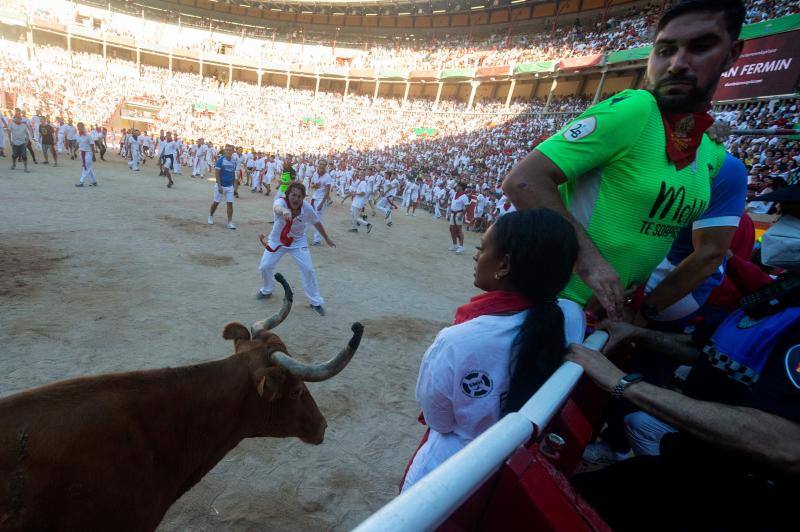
left=657, top=0, right=745, bottom=41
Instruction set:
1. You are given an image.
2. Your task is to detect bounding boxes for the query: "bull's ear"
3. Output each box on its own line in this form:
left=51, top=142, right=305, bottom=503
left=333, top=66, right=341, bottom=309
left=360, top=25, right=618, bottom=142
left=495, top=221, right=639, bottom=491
left=256, top=367, right=286, bottom=401
left=223, top=322, right=251, bottom=341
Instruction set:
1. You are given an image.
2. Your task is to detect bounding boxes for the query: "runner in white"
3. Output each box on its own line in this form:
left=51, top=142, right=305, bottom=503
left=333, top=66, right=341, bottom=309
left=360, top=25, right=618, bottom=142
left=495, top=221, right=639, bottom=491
left=74, top=122, right=97, bottom=187
left=376, top=173, right=398, bottom=227
left=173, top=135, right=183, bottom=175
left=448, top=182, right=470, bottom=254
left=309, top=159, right=332, bottom=245
left=161, top=131, right=177, bottom=188
left=127, top=129, right=143, bottom=171
left=405, top=177, right=422, bottom=217
left=348, top=170, right=372, bottom=234
left=65, top=118, right=78, bottom=159
left=192, top=139, right=208, bottom=177
left=55, top=117, right=65, bottom=155
left=256, top=181, right=334, bottom=316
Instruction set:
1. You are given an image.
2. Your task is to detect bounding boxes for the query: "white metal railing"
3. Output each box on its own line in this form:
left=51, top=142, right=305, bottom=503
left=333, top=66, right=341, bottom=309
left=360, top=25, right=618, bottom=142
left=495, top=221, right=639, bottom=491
left=354, top=331, right=609, bottom=532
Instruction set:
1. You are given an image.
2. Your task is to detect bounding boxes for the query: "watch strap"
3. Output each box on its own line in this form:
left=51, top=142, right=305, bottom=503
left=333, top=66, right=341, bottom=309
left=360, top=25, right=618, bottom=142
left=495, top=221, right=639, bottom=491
left=611, top=373, right=643, bottom=400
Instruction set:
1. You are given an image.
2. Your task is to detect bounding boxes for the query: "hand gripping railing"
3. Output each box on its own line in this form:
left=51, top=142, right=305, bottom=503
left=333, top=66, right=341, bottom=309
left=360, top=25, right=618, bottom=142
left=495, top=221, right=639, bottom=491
left=354, top=331, right=609, bottom=532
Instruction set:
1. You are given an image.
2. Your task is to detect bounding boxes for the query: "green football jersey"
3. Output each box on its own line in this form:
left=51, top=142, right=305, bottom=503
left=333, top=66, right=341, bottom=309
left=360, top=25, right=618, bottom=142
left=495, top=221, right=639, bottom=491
left=536, top=89, right=727, bottom=306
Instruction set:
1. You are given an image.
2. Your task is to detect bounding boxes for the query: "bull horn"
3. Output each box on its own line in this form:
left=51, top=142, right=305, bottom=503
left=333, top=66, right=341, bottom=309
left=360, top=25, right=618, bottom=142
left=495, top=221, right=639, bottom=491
left=270, top=323, right=364, bottom=382
left=251, top=273, right=294, bottom=334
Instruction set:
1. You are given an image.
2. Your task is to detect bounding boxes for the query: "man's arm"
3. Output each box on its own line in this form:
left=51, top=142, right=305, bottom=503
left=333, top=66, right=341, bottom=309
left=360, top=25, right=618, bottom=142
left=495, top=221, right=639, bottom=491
left=321, top=184, right=331, bottom=208
left=312, top=222, right=335, bottom=247
left=567, top=344, right=800, bottom=474
left=598, top=319, right=700, bottom=364
left=645, top=225, right=736, bottom=312
left=502, top=151, right=624, bottom=319
left=215, top=166, right=222, bottom=189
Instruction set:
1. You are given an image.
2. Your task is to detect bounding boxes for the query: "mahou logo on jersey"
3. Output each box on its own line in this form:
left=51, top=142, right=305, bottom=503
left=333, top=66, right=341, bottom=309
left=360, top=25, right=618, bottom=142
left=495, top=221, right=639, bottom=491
left=640, top=181, right=708, bottom=239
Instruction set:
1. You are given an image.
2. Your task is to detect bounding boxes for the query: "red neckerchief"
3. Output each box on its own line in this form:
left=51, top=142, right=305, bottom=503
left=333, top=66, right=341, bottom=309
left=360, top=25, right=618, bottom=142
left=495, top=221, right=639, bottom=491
left=261, top=207, right=298, bottom=252
left=453, top=290, right=532, bottom=325
left=660, top=110, right=714, bottom=170
left=404, top=289, right=532, bottom=489
left=454, top=191, right=466, bottom=200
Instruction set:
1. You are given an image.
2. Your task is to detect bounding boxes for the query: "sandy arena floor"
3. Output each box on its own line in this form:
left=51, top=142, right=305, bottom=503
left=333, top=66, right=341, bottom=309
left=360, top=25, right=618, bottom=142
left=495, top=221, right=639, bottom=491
left=0, top=152, right=483, bottom=531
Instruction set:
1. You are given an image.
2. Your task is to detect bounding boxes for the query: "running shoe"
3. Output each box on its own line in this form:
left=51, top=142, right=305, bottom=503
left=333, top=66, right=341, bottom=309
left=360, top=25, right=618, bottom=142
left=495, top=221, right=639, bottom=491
left=311, top=305, right=326, bottom=316
left=448, top=244, right=457, bottom=251
left=455, top=245, right=464, bottom=254
left=256, top=291, right=272, bottom=300
left=582, top=442, right=632, bottom=466
left=227, top=222, right=237, bottom=230
left=348, top=228, right=358, bottom=233
left=367, top=223, right=373, bottom=233
left=207, top=215, right=214, bottom=225
left=75, top=183, right=84, bottom=187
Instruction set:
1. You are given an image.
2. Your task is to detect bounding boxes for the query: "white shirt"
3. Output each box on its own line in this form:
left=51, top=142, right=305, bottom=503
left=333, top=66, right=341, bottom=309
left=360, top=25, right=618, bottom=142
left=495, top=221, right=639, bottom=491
left=65, top=124, right=77, bottom=140
left=162, top=140, right=177, bottom=156
left=268, top=198, right=320, bottom=250
left=77, top=133, right=93, bottom=153
left=352, top=180, right=369, bottom=209
left=449, top=193, right=470, bottom=213
left=408, top=182, right=420, bottom=201
left=496, top=195, right=517, bottom=217
left=402, top=300, right=585, bottom=491
left=195, top=144, right=208, bottom=159
left=310, top=171, right=332, bottom=201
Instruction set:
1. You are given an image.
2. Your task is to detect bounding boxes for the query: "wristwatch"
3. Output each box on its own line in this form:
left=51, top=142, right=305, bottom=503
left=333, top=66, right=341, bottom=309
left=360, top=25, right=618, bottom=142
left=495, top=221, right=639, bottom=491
left=611, top=373, right=643, bottom=400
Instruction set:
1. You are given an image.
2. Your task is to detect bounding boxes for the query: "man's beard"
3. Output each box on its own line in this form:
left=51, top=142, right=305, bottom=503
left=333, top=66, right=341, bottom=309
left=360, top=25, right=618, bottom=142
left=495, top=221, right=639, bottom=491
left=646, top=74, right=713, bottom=113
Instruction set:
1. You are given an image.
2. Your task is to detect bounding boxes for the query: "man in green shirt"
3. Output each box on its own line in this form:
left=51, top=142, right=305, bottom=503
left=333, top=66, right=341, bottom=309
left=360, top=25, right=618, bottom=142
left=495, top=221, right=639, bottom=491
left=278, top=154, right=296, bottom=196
left=503, top=0, right=744, bottom=320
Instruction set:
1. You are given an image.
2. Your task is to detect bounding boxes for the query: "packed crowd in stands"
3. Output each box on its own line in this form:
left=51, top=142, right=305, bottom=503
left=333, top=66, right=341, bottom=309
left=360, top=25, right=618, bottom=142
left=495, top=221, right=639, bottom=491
left=713, top=98, right=800, bottom=211
left=1, top=40, right=589, bottom=192
left=5, top=35, right=798, bottom=204
left=20, top=0, right=800, bottom=71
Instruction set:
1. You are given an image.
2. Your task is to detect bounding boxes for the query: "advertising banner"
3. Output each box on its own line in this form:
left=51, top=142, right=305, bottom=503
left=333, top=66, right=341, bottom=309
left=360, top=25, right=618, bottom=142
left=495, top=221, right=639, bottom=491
left=714, top=30, right=800, bottom=101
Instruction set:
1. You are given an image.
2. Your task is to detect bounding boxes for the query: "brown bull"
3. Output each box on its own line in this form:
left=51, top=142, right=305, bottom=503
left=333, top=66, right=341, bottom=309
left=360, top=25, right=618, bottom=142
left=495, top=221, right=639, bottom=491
left=0, top=274, right=364, bottom=532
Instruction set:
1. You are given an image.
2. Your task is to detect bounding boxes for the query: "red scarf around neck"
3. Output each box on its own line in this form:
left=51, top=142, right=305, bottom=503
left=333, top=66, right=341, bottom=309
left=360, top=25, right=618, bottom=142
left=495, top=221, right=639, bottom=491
left=453, top=290, right=532, bottom=325
left=260, top=208, right=298, bottom=252
left=660, top=111, right=714, bottom=171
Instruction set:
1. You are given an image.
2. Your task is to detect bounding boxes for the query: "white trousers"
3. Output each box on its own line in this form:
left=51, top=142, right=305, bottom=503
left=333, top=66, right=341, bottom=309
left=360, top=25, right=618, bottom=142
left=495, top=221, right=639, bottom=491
left=79, top=151, right=96, bottom=184
left=376, top=200, right=393, bottom=224
left=128, top=150, right=139, bottom=170
left=259, top=246, right=324, bottom=306
left=624, top=411, right=677, bottom=456
left=434, top=202, right=443, bottom=218
left=311, top=200, right=327, bottom=243
left=173, top=156, right=181, bottom=174
left=251, top=171, right=262, bottom=190
left=350, top=205, right=369, bottom=229
left=193, top=157, right=205, bottom=176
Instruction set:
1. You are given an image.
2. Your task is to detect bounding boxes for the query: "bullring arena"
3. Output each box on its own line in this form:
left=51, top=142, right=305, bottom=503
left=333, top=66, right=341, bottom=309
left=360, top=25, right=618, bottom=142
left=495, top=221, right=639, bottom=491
left=1, top=154, right=480, bottom=530
left=3, top=0, right=800, bottom=529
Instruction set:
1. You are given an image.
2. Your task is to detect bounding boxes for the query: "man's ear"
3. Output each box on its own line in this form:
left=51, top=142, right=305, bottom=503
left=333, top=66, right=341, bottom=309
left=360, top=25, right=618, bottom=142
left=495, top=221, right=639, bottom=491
left=255, top=367, right=287, bottom=401
left=725, top=39, right=745, bottom=70
left=223, top=322, right=251, bottom=341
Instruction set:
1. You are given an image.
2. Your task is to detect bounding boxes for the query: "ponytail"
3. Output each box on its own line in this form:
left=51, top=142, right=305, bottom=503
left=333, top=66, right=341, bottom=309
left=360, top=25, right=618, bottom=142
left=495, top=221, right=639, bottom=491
left=504, top=300, right=566, bottom=413
left=488, top=209, right=578, bottom=415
